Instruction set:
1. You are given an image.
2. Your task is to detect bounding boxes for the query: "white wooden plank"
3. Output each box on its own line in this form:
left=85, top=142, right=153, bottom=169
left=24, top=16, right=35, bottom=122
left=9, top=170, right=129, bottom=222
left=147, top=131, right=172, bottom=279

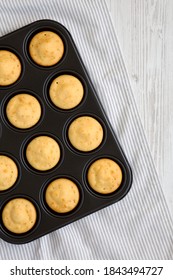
left=105, top=0, right=173, bottom=216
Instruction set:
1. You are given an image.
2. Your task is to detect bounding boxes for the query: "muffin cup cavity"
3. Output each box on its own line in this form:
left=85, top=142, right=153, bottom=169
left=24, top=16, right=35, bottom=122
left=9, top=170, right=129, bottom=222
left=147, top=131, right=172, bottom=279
left=21, top=133, right=64, bottom=175
left=44, top=71, right=87, bottom=112
left=25, top=27, right=67, bottom=69
left=0, top=48, right=23, bottom=88
left=50, top=74, right=84, bottom=109
left=64, top=113, right=107, bottom=155
left=1, top=90, right=45, bottom=132
left=40, top=176, right=84, bottom=218
left=0, top=153, right=21, bottom=194
left=0, top=196, right=40, bottom=237
left=83, top=156, right=127, bottom=198
left=6, top=93, right=42, bottom=129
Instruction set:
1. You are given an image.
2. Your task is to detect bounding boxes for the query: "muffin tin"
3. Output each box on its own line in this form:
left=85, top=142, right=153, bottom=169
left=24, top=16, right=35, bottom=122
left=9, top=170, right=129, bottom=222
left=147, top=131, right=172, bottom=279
left=0, top=20, right=132, bottom=244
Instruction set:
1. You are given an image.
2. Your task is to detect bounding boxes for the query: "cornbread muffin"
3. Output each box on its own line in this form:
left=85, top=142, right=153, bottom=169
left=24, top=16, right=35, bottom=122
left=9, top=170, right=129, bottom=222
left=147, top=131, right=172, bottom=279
left=2, top=198, right=37, bottom=234
left=29, top=31, right=64, bottom=66
left=0, top=50, right=21, bottom=86
left=26, top=136, right=60, bottom=171
left=0, top=155, right=18, bottom=191
left=45, top=178, right=80, bottom=213
left=68, top=116, right=104, bottom=152
left=6, top=93, right=41, bottom=129
left=49, top=74, right=84, bottom=109
left=87, top=158, right=123, bottom=194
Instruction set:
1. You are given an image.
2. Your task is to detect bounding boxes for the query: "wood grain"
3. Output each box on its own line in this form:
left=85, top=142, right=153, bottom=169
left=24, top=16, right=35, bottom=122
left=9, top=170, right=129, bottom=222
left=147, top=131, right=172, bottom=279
left=105, top=0, right=173, bottom=217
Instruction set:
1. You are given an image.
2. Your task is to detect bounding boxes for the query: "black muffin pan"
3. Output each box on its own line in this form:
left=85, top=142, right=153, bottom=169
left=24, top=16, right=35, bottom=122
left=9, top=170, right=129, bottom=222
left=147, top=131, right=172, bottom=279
left=0, top=20, right=132, bottom=244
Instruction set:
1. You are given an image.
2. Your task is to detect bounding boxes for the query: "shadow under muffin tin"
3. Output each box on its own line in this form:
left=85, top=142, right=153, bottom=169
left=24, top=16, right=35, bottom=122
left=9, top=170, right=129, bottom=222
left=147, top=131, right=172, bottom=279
left=0, top=20, right=132, bottom=244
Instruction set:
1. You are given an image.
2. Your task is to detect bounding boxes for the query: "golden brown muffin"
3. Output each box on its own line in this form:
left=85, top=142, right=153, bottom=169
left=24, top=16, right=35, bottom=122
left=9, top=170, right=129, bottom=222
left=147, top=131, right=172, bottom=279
left=45, top=178, right=80, bottom=213
left=2, top=198, right=37, bottom=234
left=87, top=158, right=123, bottom=194
left=29, top=31, right=64, bottom=66
left=68, top=116, right=104, bottom=152
left=26, top=136, right=60, bottom=171
left=0, top=50, right=21, bottom=86
left=6, top=93, right=41, bottom=129
left=49, top=74, right=84, bottom=109
left=0, top=155, right=18, bottom=191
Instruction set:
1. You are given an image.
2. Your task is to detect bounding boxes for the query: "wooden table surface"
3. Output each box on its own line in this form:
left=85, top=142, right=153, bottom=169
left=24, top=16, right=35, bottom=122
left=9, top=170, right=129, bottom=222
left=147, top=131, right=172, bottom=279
left=105, top=0, right=173, bottom=218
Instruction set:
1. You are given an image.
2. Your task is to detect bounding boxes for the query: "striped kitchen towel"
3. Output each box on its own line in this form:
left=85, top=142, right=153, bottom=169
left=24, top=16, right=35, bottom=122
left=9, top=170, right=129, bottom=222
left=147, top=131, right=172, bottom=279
left=0, top=0, right=173, bottom=259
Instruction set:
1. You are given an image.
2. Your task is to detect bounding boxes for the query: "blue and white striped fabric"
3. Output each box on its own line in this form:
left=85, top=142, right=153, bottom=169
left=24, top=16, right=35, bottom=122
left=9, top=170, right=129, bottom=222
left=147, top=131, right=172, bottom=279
left=0, top=0, right=173, bottom=259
